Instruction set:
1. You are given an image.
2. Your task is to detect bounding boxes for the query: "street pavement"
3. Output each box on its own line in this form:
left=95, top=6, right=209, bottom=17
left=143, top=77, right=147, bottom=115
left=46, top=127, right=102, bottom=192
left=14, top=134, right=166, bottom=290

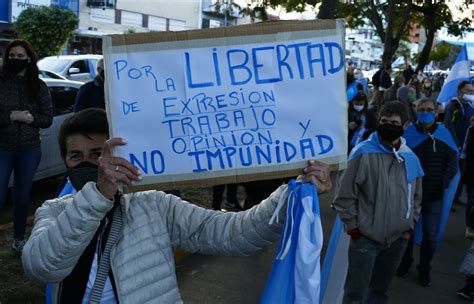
left=176, top=173, right=470, bottom=304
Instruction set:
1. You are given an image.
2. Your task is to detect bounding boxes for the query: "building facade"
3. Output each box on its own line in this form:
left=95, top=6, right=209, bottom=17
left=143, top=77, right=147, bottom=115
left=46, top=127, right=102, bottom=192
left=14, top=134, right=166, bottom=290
left=0, top=0, right=248, bottom=55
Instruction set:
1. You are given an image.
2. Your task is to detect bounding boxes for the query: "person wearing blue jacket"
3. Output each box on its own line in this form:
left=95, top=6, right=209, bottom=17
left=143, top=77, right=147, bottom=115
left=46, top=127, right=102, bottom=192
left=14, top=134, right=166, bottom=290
left=396, top=98, right=458, bottom=287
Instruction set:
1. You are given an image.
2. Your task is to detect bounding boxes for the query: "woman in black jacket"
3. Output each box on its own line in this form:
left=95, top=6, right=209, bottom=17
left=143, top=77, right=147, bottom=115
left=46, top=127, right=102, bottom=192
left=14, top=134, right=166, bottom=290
left=0, top=39, right=52, bottom=253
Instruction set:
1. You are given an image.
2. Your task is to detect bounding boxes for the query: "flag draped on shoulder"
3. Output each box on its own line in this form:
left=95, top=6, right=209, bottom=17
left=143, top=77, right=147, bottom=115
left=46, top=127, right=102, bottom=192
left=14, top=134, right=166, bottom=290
left=350, top=132, right=424, bottom=183
left=261, top=180, right=323, bottom=304
left=319, top=132, right=424, bottom=304
left=404, top=123, right=460, bottom=251
left=437, top=45, right=471, bottom=104
left=58, top=179, right=77, bottom=197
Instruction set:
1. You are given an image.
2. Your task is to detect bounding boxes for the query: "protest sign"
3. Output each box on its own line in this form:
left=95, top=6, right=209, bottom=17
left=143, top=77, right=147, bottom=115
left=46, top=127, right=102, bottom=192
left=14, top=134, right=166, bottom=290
left=103, top=19, right=347, bottom=192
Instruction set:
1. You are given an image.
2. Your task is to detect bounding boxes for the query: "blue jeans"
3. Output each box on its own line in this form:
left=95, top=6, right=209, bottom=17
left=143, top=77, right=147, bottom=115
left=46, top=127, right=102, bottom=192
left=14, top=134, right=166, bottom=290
left=343, top=237, right=408, bottom=304
left=401, top=199, right=442, bottom=272
left=0, top=147, right=41, bottom=239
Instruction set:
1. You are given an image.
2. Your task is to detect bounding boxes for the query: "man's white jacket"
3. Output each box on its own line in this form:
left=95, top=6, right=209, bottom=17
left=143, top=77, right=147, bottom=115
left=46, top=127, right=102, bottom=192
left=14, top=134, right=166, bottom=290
left=22, top=182, right=288, bottom=303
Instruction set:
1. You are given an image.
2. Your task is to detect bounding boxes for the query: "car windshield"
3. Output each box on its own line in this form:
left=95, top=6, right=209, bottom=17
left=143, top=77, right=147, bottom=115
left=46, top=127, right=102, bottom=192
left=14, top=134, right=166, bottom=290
left=39, top=70, right=65, bottom=80
left=38, top=58, right=71, bottom=73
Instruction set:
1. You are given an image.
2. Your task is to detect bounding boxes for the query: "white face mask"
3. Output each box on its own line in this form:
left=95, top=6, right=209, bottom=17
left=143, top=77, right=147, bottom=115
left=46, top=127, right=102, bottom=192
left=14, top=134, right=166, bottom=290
left=353, top=105, right=365, bottom=112
left=464, top=94, right=474, bottom=103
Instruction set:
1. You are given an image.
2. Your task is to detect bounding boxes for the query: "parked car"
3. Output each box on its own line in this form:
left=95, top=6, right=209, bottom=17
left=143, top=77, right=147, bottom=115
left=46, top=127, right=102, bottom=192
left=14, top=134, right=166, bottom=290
left=38, top=54, right=102, bottom=83
left=36, top=78, right=84, bottom=180
left=8, top=78, right=83, bottom=187
left=39, top=69, right=68, bottom=80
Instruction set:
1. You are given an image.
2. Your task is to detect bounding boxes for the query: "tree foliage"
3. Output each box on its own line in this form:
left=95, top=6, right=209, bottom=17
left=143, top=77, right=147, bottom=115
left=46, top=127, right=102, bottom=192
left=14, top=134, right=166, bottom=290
left=14, top=5, right=78, bottom=58
left=427, top=41, right=452, bottom=62
left=244, top=0, right=473, bottom=69
left=411, top=0, right=472, bottom=71
left=338, top=1, right=413, bottom=66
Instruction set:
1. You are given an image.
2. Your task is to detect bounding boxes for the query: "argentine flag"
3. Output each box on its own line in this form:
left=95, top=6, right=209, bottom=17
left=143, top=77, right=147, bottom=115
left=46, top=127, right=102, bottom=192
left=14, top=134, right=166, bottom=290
left=437, top=45, right=471, bottom=104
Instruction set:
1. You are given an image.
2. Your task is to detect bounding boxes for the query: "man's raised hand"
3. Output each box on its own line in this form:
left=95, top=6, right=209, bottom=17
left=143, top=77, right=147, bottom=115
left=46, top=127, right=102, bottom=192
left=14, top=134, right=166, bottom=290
left=97, top=138, right=142, bottom=199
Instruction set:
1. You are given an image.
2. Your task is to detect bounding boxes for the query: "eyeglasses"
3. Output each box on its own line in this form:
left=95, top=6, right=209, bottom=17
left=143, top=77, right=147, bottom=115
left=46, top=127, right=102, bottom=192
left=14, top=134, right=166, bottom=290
left=8, top=53, right=27, bottom=60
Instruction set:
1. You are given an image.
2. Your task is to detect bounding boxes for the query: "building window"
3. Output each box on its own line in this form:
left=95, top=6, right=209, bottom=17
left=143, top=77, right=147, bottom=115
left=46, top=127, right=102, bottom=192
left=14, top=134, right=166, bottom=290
left=87, top=0, right=116, bottom=8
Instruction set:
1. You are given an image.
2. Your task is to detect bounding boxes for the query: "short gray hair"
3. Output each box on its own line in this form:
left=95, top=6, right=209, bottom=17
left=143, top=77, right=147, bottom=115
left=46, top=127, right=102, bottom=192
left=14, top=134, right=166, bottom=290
left=416, top=97, right=438, bottom=111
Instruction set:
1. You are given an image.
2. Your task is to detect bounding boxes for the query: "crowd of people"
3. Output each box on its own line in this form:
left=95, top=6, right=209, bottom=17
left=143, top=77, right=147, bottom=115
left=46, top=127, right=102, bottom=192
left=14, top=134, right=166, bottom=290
left=346, top=61, right=474, bottom=302
left=1, top=37, right=474, bottom=303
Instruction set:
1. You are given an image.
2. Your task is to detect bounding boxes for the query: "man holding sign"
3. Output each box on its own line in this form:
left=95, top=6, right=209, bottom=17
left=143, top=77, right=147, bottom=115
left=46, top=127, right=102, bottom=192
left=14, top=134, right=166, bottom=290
left=22, top=109, right=331, bottom=303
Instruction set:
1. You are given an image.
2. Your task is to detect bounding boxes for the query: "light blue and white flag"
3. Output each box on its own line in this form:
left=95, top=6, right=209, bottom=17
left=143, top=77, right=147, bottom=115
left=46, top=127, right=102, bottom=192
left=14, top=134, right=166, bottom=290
left=437, top=45, right=471, bottom=104
left=261, top=181, right=323, bottom=304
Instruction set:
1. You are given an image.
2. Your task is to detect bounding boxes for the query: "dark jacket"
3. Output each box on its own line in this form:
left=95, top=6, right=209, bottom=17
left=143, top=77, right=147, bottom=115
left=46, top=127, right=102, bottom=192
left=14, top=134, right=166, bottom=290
left=412, top=123, right=458, bottom=201
left=74, top=76, right=105, bottom=112
left=402, top=68, right=415, bottom=85
left=383, top=84, right=399, bottom=103
left=365, top=105, right=378, bottom=134
left=0, top=74, right=53, bottom=151
left=463, top=126, right=474, bottom=186
left=348, top=109, right=366, bottom=144
left=372, top=69, right=392, bottom=90
left=444, top=98, right=474, bottom=147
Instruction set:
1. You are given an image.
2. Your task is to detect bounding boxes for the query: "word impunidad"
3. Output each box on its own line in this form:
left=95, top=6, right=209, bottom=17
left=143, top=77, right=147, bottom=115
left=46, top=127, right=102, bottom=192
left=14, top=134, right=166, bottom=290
left=128, top=135, right=334, bottom=175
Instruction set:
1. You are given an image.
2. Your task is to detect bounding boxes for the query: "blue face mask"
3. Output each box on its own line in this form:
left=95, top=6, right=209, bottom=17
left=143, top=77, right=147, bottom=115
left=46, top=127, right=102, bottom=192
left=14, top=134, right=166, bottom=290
left=417, top=112, right=435, bottom=124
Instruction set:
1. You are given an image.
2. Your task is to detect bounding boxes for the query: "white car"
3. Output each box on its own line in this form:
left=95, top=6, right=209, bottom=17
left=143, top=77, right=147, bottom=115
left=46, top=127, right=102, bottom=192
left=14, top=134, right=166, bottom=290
left=39, top=69, right=68, bottom=80
left=38, top=54, right=103, bottom=83
left=9, top=79, right=83, bottom=186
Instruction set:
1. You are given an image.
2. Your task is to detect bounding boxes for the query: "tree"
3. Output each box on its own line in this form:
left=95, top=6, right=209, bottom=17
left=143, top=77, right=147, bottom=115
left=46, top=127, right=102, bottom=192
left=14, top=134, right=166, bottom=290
left=244, top=0, right=473, bottom=70
left=245, top=0, right=414, bottom=65
left=339, top=0, right=413, bottom=66
left=427, top=41, right=453, bottom=63
left=14, top=5, right=78, bottom=58
left=412, top=0, right=472, bottom=72
left=317, top=0, right=337, bottom=19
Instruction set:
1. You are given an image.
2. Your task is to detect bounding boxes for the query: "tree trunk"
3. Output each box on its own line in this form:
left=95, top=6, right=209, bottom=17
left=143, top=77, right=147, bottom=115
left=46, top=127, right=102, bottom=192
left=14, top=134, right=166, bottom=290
left=380, top=0, right=412, bottom=67
left=381, top=0, right=396, bottom=66
left=416, top=12, right=436, bottom=72
left=317, top=0, right=337, bottom=19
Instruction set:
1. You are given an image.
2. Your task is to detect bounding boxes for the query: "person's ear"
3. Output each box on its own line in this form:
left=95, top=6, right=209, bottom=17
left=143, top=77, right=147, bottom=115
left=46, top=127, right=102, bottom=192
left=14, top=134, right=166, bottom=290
left=402, top=121, right=410, bottom=130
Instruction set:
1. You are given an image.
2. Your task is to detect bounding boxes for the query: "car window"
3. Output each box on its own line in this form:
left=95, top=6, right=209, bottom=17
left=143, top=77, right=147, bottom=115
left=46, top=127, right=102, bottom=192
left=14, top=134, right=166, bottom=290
left=70, top=60, right=90, bottom=74
left=38, top=58, right=70, bottom=73
left=39, top=70, right=65, bottom=80
left=49, top=86, right=79, bottom=116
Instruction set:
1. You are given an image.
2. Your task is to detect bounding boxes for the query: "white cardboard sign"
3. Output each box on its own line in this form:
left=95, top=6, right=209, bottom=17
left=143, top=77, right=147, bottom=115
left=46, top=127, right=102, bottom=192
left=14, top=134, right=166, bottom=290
left=103, top=20, right=347, bottom=191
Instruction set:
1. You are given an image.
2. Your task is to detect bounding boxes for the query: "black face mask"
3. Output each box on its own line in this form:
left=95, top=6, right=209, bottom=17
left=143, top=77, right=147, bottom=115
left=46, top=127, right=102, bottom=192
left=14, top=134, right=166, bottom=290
left=7, top=58, right=29, bottom=74
left=377, top=123, right=404, bottom=143
left=67, top=161, right=98, bottom=191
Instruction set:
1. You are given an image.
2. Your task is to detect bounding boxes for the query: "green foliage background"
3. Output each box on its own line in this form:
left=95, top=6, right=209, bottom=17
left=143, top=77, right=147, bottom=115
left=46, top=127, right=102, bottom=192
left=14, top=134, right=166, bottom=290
left=14, top=6, right=78, bottom=58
